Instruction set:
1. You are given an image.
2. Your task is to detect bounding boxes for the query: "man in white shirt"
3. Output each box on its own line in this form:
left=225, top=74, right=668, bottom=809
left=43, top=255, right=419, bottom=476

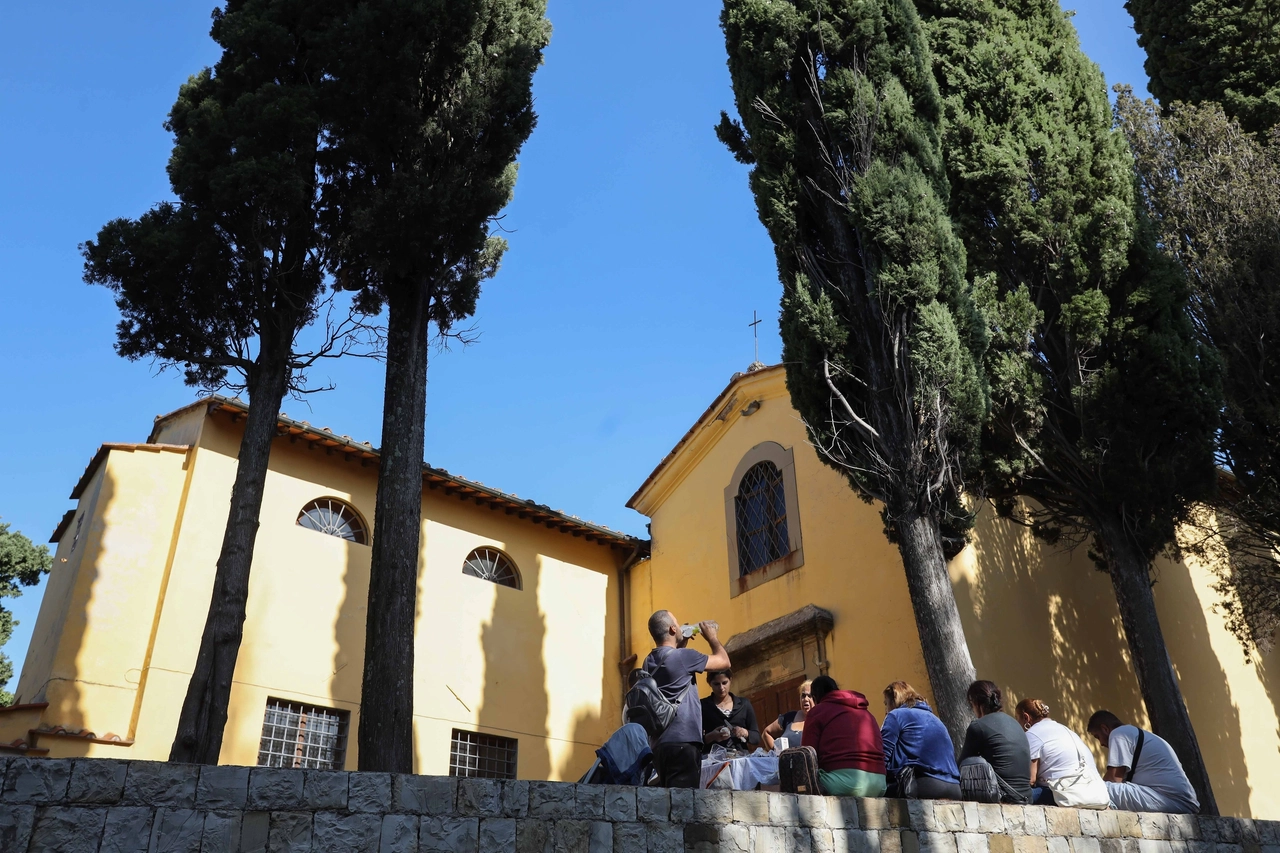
left=1086, top=710, right=1199, bottom=814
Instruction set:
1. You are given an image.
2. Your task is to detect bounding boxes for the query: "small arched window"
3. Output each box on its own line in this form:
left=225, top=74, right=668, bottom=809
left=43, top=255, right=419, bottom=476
left=735, top=461, right=789, bottom=575
left=297, top=498, right=368, bottom=545
left=462, top=547, right=521, bottom=590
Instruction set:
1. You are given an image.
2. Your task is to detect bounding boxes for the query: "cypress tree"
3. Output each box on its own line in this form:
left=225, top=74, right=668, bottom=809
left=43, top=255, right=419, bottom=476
left=320, top=0, right=550, bottom=772
left=1118, top=91, right=1280, bottom=655
left=81, top=0, right=354, bottom=764
left=1126, top=0, right=1280, bottom=134
left=716, top=0, right=989, bottom=743
left=918, top=0, right=1222, bottom=812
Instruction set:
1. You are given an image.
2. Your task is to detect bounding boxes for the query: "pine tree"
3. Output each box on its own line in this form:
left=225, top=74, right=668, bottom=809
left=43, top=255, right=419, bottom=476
left=1118, top=91, right=1280, bottom=656
left=320, top=0, right=550, bottom=772
left=1126, top=0, right=1280, bottom=134
left=918, top=0, right=1222, bottom=812
left=0, top=522, right=52, bottom=706
left=716, top=0, right=988, bottom=744
left=82, top=0, right=361, bottom=763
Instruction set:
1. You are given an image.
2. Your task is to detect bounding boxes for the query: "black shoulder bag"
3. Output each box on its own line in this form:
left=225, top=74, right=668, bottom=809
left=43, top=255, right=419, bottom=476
left=1124, top=729, right=1146, bottom=783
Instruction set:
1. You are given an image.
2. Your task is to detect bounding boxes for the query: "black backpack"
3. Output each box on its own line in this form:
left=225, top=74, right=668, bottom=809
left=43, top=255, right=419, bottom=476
left=624, top=649, right=685, bottom=739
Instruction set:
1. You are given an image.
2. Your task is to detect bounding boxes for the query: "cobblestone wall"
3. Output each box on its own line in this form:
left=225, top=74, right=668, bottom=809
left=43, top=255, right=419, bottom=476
left=0, top=757, right=1277, bottom=853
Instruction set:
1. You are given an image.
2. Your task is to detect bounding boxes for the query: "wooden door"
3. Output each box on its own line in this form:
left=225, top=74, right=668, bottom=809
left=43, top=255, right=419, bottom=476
left=746, top=675, right=806, bottom=730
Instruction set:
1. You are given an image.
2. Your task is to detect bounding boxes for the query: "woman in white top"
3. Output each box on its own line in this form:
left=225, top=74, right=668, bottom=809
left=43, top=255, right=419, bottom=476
left=1015, top=699, right=1109, bottom=809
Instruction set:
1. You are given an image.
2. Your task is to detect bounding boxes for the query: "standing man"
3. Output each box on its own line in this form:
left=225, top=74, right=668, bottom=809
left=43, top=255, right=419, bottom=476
left=1086, top=710, right=1199, bottom=814
left=643, top=610, right=730, bottom=787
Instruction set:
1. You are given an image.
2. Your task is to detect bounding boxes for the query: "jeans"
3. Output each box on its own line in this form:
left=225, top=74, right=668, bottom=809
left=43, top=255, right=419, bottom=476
left=1031, top=785, right=1056, bottom=806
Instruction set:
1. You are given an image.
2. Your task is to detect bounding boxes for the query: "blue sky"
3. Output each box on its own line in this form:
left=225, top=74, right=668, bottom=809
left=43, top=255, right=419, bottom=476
left=0, top=1, right=1152, bottom=687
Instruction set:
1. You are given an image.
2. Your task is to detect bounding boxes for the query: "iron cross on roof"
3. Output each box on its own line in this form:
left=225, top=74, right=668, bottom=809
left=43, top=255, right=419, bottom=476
left=749, top=310, right=762, bottom=364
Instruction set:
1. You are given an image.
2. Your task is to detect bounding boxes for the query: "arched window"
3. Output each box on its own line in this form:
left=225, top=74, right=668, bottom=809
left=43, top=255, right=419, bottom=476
left=297, top=498, right=368, bottom=545
left=462, top=547, right=521, bottom=589
left=735, top=461, right=790, bottom=575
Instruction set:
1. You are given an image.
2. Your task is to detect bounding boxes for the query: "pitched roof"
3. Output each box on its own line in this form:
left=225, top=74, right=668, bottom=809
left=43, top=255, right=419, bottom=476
left=627, top=363, right=786, bottom=512
left=149, top=396, right=647, bottom=553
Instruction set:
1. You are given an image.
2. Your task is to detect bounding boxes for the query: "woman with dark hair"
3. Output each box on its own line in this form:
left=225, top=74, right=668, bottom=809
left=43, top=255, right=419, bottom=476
left=881, top=681, right=960, bottom=799
left=801, top=676, right=887, bottom=796
left=700, top=669, right=761, bottom=753
left=958, top=680, right=1031, bottom=802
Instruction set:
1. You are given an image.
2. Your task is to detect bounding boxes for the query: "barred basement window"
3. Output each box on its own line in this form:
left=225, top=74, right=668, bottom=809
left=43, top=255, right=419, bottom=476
left=462, top=547, right=522, bottom=589
left=297, top=498, right=367, bottom=544
left=449, top=729, right=518, bottom=779
left=735, top=461, right=790, bottom=575
left=257, top=699, right=349, bottom=770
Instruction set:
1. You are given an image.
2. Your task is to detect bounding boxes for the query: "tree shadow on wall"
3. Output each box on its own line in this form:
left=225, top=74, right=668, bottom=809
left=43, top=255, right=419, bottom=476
left=954, top=502, right=1252, bottom=816
left=476, top=551, right=551, bottom=781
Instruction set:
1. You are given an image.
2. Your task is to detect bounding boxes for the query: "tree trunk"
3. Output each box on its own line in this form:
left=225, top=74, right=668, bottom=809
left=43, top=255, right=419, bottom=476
left=1098, top=515, right=1218, bottom=815
left=358, top=285, right=429, bottom=773
left=894, top=505, right=977, bottom=750
left=169, top=334, right=291, bottom=765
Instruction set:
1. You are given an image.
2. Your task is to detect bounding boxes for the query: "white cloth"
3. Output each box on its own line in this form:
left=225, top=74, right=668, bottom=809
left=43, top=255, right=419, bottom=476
left=1025, top=719, right=1108, bottom=809
left=1026, top=719, right=1099, bottom=784
left=1105, top=725, right=1198, bottom=813
left=700, top=754, right=780, bottom=790
left=1105, top=780, right=1197, bottom=814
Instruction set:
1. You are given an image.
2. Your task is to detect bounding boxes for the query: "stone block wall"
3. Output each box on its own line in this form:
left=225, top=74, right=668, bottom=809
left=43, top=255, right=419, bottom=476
left=0, top=757, right=1277, bottom=853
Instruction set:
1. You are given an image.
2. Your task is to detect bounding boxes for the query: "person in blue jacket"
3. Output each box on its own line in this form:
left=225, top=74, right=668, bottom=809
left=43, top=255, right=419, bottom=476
left=881, top=681, right=962, bottom=799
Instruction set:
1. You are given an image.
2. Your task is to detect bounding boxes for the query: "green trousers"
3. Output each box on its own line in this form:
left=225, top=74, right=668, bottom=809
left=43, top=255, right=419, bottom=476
left=819, top=768, right=888, bottom=797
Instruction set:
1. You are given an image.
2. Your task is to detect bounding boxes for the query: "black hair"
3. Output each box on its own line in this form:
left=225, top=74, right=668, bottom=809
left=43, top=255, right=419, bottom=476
left=1087, top=709, right=1124, bottom=731
left=706, top=669, right=733, bottom=683
left=966, top=680, right=1003, bottom=714
left=810, top=675, right=839, bottom=703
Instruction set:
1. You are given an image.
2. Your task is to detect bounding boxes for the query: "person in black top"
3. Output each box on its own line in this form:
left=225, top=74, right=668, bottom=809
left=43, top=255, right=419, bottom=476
left=700, top=670, right=762, bottom=753
left=958, top=680, right=1032, bottom=802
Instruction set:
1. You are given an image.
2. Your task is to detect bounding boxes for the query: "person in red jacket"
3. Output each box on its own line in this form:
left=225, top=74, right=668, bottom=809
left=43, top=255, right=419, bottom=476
left=801, top=676, right=888, bottom=796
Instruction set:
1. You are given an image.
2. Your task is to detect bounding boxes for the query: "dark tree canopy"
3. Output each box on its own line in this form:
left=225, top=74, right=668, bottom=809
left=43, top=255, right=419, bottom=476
left=1118, top=90, right=1280, bottom=655
left=320, top=0, right=550, bottom=772
left=82, top=0, right=359, bottom=764
left=0, top=522, right=53, bottom=706
left=716, top=0, right=987, bottom=742
left=1126, top=0, right=1280, bottom=134
left=917, top=0, right=1222, bottom=812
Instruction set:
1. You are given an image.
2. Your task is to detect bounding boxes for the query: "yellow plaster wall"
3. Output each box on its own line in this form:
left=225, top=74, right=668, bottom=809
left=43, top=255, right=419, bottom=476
left=6, top=446, right=192, bottom=755
left=9, top=407, right=622, bottom=782
left=632, top=368, right=1280, bottom=818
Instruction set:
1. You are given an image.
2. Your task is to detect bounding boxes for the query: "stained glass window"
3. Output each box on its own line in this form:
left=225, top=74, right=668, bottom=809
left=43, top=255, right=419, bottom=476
left=735, top=461, right=789, bottom=575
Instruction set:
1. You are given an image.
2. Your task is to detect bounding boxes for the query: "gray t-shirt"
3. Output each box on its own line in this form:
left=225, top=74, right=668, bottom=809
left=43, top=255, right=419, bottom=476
left=643, top=646, right=708, bottom=745
left=1106, top=725, right=1198, bottom=811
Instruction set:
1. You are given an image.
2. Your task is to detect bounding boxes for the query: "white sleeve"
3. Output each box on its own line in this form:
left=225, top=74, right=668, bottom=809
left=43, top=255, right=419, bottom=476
left=1107, top=726, right=1136, bottom=769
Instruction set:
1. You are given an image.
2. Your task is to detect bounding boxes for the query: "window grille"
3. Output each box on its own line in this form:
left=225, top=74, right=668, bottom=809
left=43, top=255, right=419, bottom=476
left=462, top=547, right=521, bottom=589
left=735, top=461, right=790, bottom=575
left=297, top=498, right=367, bottom=544
left=257, top=699, right=349, bottom=770
left=449, top=729, right=518, bottom=779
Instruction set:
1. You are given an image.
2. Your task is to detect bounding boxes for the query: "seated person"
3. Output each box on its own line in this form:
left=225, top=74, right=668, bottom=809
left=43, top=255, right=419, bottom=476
left=959, top=680, right=1032, bottom=802
left=1086, top=710, right=1199, bottom=814
left=701, top=669, right=761, bottom=753
left=881, top=681, right=960, bottom=799
left=762, top=679, right=813, bottom=752
left=801, top=676, right=887, bottom=797
left=1015, top=699, right=1107, bottom=808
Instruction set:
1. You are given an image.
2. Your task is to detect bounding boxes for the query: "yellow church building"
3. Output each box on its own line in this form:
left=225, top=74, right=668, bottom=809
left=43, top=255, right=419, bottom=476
left=4, top=363, right=1280, bottom=819
left=1, top=396, right=642, bottom=782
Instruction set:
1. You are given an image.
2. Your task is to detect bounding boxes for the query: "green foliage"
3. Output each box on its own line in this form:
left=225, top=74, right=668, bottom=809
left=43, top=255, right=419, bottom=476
left=1118, top=91, right=1280, bottom=652
left=918, top=0, right=1221, bottom=567
left=82, top=0, right=346, bottom=392
left=717, top=0, right=988, bottom=537
left=0, top=523, right=53, bottom=705
left=321, top=0, right=552, bottom=321
left=1126, top=0, right=1280, bottom=134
